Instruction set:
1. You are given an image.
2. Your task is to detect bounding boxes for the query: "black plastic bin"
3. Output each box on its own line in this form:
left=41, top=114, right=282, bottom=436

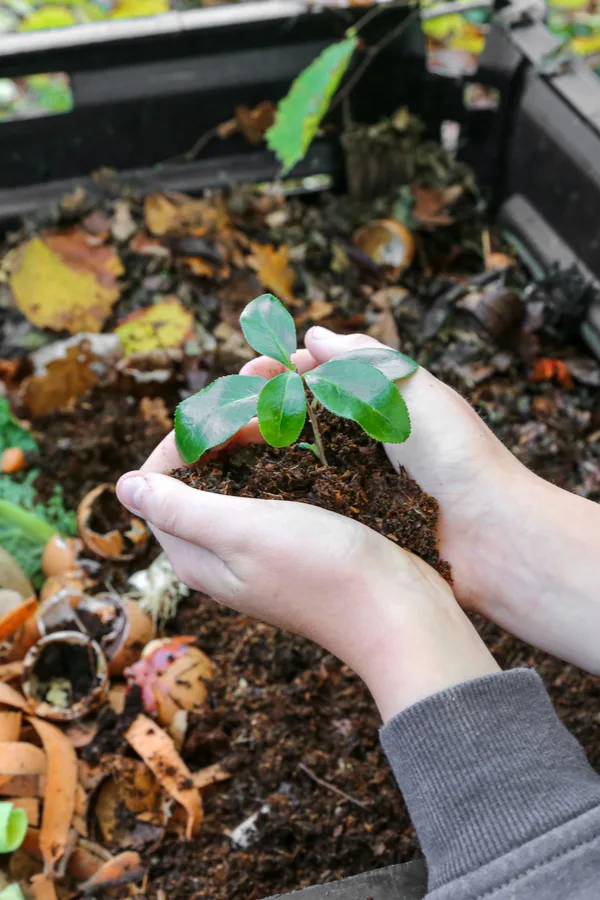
left=2, top=4, right=600, bottom=351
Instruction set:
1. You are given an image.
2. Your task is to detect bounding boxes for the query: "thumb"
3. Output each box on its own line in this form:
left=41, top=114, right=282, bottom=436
left=305, top=327, right=384, bottom=364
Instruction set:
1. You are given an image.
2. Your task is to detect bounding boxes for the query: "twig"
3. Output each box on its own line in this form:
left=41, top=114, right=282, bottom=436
left=298, top=762, right=370, bottom=810
left=330, top=7, right=421, bottom=115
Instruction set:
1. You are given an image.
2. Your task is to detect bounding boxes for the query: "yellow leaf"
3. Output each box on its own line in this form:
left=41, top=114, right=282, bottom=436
left=19, top=7, right=76, bottom=30
left=10, top=231, right=123, bottom=334
left=116, top=298, right=194, bottom=355
left=144, top=193, right=216, bottom=237
left=110, top=0, right=169, bottom=18
left=247, top=243, right=298, bottom=307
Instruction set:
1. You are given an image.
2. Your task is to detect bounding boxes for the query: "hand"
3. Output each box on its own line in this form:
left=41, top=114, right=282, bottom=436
left=240, top=327, right=600, bottom=675
left=116, top=472, right=498, bottom=722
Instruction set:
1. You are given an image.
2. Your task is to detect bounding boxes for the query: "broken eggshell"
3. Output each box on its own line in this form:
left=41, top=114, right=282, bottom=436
left=77, top=484, right=149, bottom=561
left=125, top=637, right=214, bottom=728
left=37, top=589, right=129, bottom=663
left=21, top=630, right=108, bottom=721
left=352, top=218, right=415, bottom=280
left=41, top=535, right=82, bottom=578
left=108, top=598, right=154, bottom=677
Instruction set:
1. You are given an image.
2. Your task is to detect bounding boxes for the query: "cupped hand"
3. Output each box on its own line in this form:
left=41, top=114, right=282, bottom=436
left=117, top=466, right=497, bottom=721
left=240, top=326, right=600, bottom=674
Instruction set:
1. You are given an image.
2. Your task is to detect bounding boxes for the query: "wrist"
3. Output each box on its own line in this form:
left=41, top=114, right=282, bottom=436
left=467, top=465, right=600, bottom=672
left=350, top=555, right=499, bottom=722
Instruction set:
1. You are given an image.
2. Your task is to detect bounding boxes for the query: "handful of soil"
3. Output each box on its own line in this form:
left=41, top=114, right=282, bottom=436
left=173, top=412, right=451, bottom=582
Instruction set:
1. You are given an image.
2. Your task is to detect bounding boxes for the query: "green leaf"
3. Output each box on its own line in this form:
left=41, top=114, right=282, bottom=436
left=335, top=347, right=418, bottom=381
left=174, top=375, right=265, bottom=463
left=257, top=371, right=307, bottom=447
left=0, top=399, right=38, bottom=456
left=240, top=294, right=297, bottom=367
left=266, top=34, right=359, bottom=175
left=305, top=360, right=411, bottom=443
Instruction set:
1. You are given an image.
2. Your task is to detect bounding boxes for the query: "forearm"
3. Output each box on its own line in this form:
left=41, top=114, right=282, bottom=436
left=380, top=669, right=600, bottom=899
left=471, top=470, right=600, bottom=673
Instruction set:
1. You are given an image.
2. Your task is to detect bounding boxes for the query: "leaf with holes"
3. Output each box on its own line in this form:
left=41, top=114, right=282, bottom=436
left=258, top=371, right=307, bottom=447
left=334, top=347, right=418, bottom=381
left=174, top=375, right=265, bottom=463
left=239, top=294, right=297, bottom=368
left=305, top=360, right=411, bottom=443
left=266, top=34, right=358, bottom=175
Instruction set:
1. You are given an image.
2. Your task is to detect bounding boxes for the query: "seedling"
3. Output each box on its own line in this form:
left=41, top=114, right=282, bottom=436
left=175, top=294, right=417, bottom=467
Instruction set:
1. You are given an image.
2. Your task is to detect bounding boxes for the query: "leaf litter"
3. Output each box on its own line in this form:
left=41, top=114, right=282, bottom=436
left=0, top=106, right=598, bottom=900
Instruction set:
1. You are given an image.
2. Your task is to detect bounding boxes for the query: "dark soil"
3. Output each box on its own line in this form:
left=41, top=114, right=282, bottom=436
left=173, top=411, right=452, bottom=582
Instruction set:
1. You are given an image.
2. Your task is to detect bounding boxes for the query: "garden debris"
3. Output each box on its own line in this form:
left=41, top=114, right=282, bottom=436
left=191, top=763, right=231, bottom=791
left=30, top=874, right=57, bottom=900
left=0, top=713, right=21, bottom=743
left=144, top=194, right=215, bottom=237
left=79, top=850, right=144, bottom=893
left=353, top=219, right=415, bottom=280
left=29, top=716, right=77, bottom=877
left=531, top=357, right=574, bottom=389
left=126, top=553, right=189, bottom=626
left=40, top=535, right=80, bottom=579
left=115, top=299, right=195, bottom=356
left=0, top=400, right=37, bottom=457
left=247, top=243, right=298, bottom=306
left=108, top=598, right=154, bottom=676
left=1, top=450, right=25, bottom=476
left=411, top=184, right=463, bottom=227
left=234, top=102, right=276, bottom=145
left=93, top=757, right=165, bottom=849
left=0, top=597, right=37, bottom=645
left=125, top=714, right=203, bottom=839
left=227, top=804, right=270, bottom=849
left=21, top=342, right=102, bottom=419
left=22, top=631, right=108, bottom=721
left=125, top=637, right=213, bottom=727
left=0, top=550, right=33, bottom=599
left=9, top=231, right=123, bottom=334
left=77, top=484, right=149, bottom=560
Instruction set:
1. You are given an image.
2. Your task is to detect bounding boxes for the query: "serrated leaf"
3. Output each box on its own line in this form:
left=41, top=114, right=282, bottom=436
left=305, top=360, right=411, bottom=443
left=175, top=375, right=265, bottom=463
left=266, top=34, right=358, bottom=175
left=240, top=294, right=297, bottom=367
left=335, top=347, right=418, bottom=381
left=257, top=371, right=307, bottom=447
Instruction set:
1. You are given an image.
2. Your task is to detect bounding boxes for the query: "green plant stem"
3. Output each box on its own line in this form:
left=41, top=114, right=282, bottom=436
left=306, top=397, right=328, bottom=467
left=0, top=500, right=56, bottom=545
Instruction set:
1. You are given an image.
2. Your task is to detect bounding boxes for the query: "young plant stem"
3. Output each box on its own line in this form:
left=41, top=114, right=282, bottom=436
left=0, top=500, right=55, bottom=545
left=306, top=396, right=328, bottom=468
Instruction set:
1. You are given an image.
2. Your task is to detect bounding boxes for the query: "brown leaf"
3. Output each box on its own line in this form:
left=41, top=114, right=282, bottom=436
left=412, top=185, right=463, bottom=227
left=248, top=243, right=298, bottom=306
left=235, top=102, right=276, bottom=145
left=21, top=342, right=100, bottom=418
left=10, top=229, right=123, bottom=334
left=367, top=309, right=400, bottom=349
left=144, top=193, right=217, bottom=237
left=139, top=397, right=171, bottom=431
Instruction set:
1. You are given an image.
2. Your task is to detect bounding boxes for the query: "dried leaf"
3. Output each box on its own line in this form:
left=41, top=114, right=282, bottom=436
left=125, top=715, right=203, bottom=839
left=367, top=309, right=400, bottom=349
left=10, top=231, right=123, bottom=334
left=21, top=342, right=100, bottom=419
left=144, top=194, right=215, bottom=237
left=248, top=243, right=298, bottom=306
left=29, top=717, right=77, bottom=877
left=531, top=358, right=574, bottom=389
left=139, top=398, right=171, bottom=431
left=116, top=299, right=194, bottom=356
left=235, top=102, right=276, bottom=145
left=412, top=185, right=462, bottom=227
left=79, top=851, right=144, bottom=893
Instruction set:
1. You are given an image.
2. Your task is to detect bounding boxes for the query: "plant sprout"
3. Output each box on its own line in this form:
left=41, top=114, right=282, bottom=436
left=175, top=294, right=417, bottom=466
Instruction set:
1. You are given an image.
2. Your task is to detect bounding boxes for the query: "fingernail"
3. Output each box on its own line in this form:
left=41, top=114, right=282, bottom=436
left=309, top=326, right=333, bottom=340
left=117, top=473, right=146, bottom=513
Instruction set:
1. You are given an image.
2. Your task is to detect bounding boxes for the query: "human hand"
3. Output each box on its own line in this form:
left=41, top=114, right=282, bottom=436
left=240, top=327, right=600, bottom=675
left=116, top=470, right=498, bottom=722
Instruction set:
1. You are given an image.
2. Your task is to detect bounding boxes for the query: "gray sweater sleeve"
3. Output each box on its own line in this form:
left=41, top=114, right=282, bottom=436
left=380, top=669, right=600, bottom=899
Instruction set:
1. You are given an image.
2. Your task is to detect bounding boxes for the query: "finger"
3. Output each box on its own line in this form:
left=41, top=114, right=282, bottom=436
left=141, top=431, right=183, bottom=474
left=304, top=327, right=383, bottom=364
left=117, top=471, right=257, bottom=552
left=147, top=524, right=239, bottom=600
left=240, top=348, right=317, bottom=378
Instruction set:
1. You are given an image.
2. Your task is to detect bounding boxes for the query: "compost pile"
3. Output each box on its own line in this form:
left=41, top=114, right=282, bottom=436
left=0, top=112, right=599, bottom=900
